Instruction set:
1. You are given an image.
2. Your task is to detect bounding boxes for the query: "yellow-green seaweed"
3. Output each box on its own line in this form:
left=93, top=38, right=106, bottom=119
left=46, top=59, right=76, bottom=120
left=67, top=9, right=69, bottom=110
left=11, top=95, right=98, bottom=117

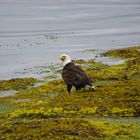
left=0, top=46, right=140, bottom=139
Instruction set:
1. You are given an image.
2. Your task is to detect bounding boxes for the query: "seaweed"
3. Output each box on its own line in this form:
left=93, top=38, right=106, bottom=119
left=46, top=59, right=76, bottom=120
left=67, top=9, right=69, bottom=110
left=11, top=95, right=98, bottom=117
left=0, top=46, right=140, bottom=139
left=0, top=78, right=39, bottom=91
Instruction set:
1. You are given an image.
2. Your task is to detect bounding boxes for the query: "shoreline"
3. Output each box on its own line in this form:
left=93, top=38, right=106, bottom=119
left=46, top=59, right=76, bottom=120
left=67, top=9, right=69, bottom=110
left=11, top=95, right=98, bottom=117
left=0, top=48, right=126, bottom=97
left=0, top=46, right=140, bottom=139
left=0, top=48, right=125, bottom=81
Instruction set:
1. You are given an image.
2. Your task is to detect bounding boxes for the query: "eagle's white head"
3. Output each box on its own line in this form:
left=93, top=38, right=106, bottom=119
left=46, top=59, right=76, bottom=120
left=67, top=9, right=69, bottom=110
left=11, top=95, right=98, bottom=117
left=59, top=54, right=71, bottom=66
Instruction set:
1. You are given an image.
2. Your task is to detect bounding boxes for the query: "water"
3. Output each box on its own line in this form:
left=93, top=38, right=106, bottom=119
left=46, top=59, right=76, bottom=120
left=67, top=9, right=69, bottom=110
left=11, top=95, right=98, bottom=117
left=0, top=90, right=17, bottom=97
left=0, top=0, right=140, bottom=80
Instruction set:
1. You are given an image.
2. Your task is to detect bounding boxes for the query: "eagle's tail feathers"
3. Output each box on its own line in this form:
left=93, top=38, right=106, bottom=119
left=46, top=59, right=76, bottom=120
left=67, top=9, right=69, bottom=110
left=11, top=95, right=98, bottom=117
left=91, top=85, right=96, bottom=91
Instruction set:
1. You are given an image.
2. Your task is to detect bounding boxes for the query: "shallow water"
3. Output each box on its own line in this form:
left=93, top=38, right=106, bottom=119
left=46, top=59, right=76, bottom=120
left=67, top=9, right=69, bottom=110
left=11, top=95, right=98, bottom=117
left=0, top=90, right=16, bottom=97
left=87, top=117, right=140, bottom=124
left=0, top=0, right=140, bottom=80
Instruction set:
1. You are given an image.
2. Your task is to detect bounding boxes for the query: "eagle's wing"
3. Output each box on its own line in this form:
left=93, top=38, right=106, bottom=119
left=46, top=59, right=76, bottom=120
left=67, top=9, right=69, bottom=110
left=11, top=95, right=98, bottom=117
left=62, top=63, right=89, bottom=86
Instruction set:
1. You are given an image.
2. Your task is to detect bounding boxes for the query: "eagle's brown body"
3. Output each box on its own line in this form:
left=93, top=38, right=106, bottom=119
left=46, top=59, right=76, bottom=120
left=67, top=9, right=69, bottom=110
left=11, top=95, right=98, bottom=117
left=62, top=62, right=92, bottom=93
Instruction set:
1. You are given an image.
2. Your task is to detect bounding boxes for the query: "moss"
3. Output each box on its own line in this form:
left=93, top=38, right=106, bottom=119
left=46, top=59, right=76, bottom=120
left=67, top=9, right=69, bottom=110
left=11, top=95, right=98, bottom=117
left=103, top=46, right=140, bottom=58
left=44, top=75, right=58, bottom=80
left=0, top=118, right=105, bottom=139
left=111, top=107, right=135, bottom=117
left=1, top=116, right=139, bottom=139
left=79, top=107, right=97, bottom=115
left=74, top=59, right=87, bottom=64
left=0, top=46, right=140, bottom=139
left=87, top=64, right=126, bottom=81
left=0, top=77, right=38, bottom=91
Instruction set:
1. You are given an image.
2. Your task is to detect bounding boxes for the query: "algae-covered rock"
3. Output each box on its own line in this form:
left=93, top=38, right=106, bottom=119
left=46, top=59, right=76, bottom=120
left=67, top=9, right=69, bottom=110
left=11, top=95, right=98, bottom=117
left=0, top=77, right=38, bottom=91
left=103, top=46, right=140, bottom=58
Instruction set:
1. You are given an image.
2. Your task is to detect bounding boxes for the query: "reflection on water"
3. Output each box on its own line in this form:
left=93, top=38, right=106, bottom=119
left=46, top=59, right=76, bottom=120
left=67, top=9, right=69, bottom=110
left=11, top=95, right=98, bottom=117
left=0, top=0, right=140, bottom=80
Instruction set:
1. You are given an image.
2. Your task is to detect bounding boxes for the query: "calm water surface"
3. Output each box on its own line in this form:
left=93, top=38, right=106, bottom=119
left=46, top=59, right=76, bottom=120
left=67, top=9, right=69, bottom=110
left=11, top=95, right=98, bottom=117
left=0, top=0, right=140, bottom=80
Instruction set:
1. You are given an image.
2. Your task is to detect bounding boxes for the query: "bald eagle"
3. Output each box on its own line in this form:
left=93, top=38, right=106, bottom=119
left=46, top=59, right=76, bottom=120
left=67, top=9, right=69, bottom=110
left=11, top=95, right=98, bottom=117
left=59, top=54, right=95, bottom=93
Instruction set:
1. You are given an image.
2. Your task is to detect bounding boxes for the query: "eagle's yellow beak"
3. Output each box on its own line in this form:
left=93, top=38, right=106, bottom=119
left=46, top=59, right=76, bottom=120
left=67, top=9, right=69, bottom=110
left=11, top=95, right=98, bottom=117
left=58, top=56, right=65, bottom=61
